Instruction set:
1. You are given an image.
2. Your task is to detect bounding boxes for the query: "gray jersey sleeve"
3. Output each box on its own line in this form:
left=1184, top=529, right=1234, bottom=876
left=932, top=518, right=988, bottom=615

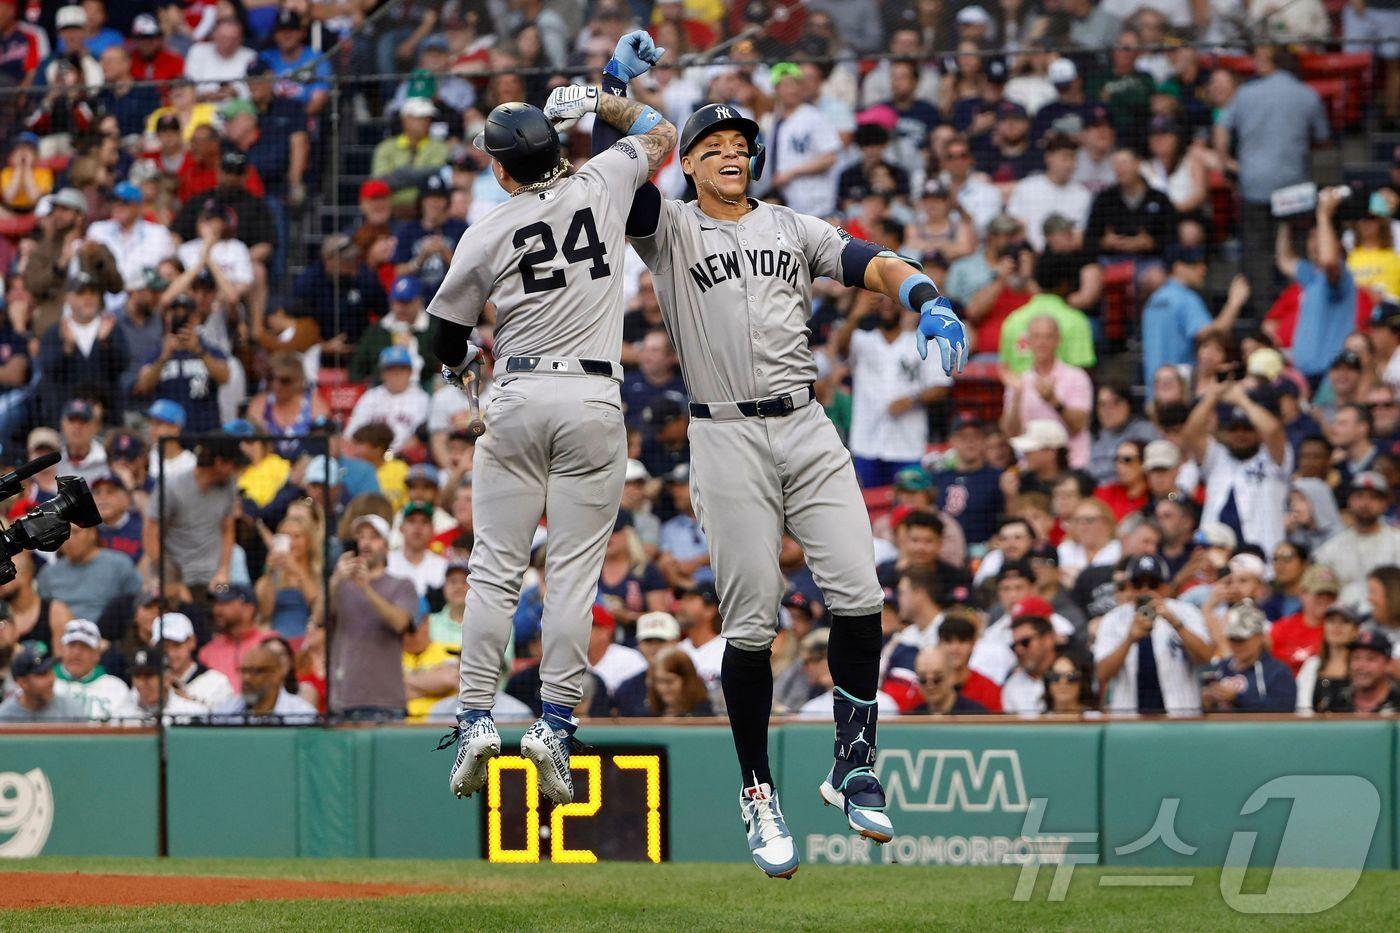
left=793, top=213, right=847, bottom=283
left=425, top=226, right=499, bottom=328
left=577, top=136, right=655, bottom=200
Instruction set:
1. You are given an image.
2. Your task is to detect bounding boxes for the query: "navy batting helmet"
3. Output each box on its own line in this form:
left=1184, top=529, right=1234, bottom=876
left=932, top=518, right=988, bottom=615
left=473, top=102, right=562, bottom=184
left=679, top=103, right=766, bottom=181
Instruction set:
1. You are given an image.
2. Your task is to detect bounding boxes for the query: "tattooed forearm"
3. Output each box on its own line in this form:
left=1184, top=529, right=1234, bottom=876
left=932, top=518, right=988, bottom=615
left=597, top=93, right=677, bottom=175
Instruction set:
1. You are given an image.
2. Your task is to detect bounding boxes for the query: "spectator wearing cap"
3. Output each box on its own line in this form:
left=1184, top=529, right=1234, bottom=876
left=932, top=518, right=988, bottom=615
left=972, top=100, right=1040, bottom=186
left=1181, top=374, right=1292, bottom=554
left=637, top=391, right=690, bottom=479
left=372, top=96, right=449, bottom=212
left=0, top=642, right=86, bottom=723
left=1006, top=135, right=1091, bottom=253
left=932, top=413, right=1005, bottom=546
left=1311, top=350, right=1368, bottom=425
left=144, top=397, right=194, bottom=480
left=292, top=234, right=388, bottom=352
left=1202, top=600, right=1296, bottom=712
left=91, top=45, right=162, bottom=137
left=911, top=644, right=988, bottom=715
left=888, top=470, right=970, bottom=568
left=52, top=618, right=139, bottom=721
left=945, top=213, right=1023, bottom=318
left=350, top=276, right=435, bottom=388
left=1275, top=187, right=1357, bottom=383
left=1298, top=604, right=1364, bottom=711
left=152, top=610, right=234, bottom=712
left=838, top=123, right=911, bottom=208
left=388, top=502, right=448, bottom=600
left=621, top=330, right=686, bottom=428
left=587, top=603, right=647, bottom=694
left=1028, top=539, right=1088, bottom=632
left=145, top=80, right=221, bottom=148
left=1316, top=472, right=1400, bottom=606
left=1332, top=629, right=1400, bottom=713
left=610, top=460, right=657, bottom=560
left=197, top=585, right=273, bottom=686
left=127, top=12, right=184, bottom=82
left=23, top=186, right=122, bottom=336
left=183, top=16, right=255, bottom=100
left=831, top=292, right=951, bottom=488
left=422, top=558, right=470, bottom=647
left=391, top=174, right=465, bottom=302
left=677, top=580, right=725, bottom=690
left=1087, top=383, right=1159, bottom=485
left=903, top=180, right=977, bottom=263
left=0, top=4, right=43, bottom=87
left=970, top=568, right=1078, bottom=684
left=343, top=346, right=430, bottom=453
left=55, top=397, right=106, bottom=483
left=1215, top=45, right=1329, bottom=300
left=1084, top=148, right=1177, bottom=278
left=210, top=638, right=318, bottom=723
left=86, top=180, right=177, bottom=293
left=329, top=514, right=417, bottom=719
left=758, top=61, right=840, bottom=216
left=1269, top=564, right=1339, bottom=674
left=1001, top=318, right=1092, bottom=471
left=657, top=464, right=711, bottom=589
left=1094, top=554, right=1213, bottom=714
left=132, top=289, right=229, bottom=434
left=38, top=5, right=102, bottom=86
left=92, top=470, right=142, bottom=563
left=145, top=436, right=245, bottom=608
left=1070, top=105, right=1117, bottom=195
left=612, top=610, right=681, bottom=716
left=386, top=35, right=476, bottom=121
left=1031, top=58, right=1091, bottom=142
left=1152, top=487, right=1198, bottom=578
left=1142, top=251, right=1248, bottom=399
left=258, top=9, right=329, bottom=115
left=241, top=58, right=312, bottom=199
left=36, top=271, right=128, bottom=425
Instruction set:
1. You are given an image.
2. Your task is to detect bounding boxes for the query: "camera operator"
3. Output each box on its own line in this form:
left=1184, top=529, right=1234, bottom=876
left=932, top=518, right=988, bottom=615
left=132, top=292, right=230, bottom=434
left=1094, top=555, right=1213, bottom=715
left=1181, top=375, right=1292, bottom=555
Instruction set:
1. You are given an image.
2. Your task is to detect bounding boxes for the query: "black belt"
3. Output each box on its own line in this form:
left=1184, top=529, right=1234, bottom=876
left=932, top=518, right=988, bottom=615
left=505, top=356, right=615, bottom=377
left=689, top=384, right=814, bottom=420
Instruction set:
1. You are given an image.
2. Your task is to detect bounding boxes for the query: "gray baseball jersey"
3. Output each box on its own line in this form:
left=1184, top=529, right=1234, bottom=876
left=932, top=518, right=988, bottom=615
left=631, top=197, right=883, bottom=649
left=429, top=139, right=650, bottom=712
left=427, top=137, right=654, bottom=361
left=630, top=199, right=847, bottom=403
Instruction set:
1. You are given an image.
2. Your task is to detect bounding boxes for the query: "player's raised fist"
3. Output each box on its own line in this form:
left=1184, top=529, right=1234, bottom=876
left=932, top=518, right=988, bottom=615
left=542, top=85, right=599, bottom=133
left=605, top=30, right=666, bottom=82
left=916, top=296, right=967, bottom=376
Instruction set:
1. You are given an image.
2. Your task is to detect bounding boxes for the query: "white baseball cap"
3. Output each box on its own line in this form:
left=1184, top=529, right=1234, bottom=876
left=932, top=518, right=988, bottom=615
left=402, top=97, right=436, bottom=119
left=61, top=619, right=102, bottom=649
left=151, top=612, right=195, bottom=645
left=1048, top=58, right=1078, bottom=85
left=56, top=5, right=87, bottom=29
left=1010, top=419, right=1069, bottom=455
left=351, top=513, right=392, bottom=542
left=636, top=611, right=681, bottom=642
left=625, top=459, right=650, bottom=483
left=956, top=5, right=991, bottom=26
left=1196, top=522, right=1238, bottom=550
left=1228, top=553, right=1270, bottom=582
left=1143, top=439, right=1181, bottom=471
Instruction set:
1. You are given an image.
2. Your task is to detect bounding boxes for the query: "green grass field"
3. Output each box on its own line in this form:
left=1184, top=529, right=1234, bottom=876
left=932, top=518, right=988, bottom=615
left=2, top=858, right=1398, bottom=931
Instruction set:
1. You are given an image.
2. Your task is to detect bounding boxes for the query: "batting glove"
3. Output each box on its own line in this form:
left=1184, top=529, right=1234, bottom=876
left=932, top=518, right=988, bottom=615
left=542, top=84, right=599, bottom=133
left=441, top=342, right=482, bottom=390
left=917, top=297, right=968, bottom=376
left=605, top=30, right=665, bottom=83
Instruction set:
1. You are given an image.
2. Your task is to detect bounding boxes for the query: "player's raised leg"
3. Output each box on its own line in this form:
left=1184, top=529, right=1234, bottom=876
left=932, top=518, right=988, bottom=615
left=690, top=416, right=798, bottom=878
left=520, top=379, right=628, bottom=805
left=445, top=389, right=549, bottom=798
left=777, top=405, right=893, bottom=843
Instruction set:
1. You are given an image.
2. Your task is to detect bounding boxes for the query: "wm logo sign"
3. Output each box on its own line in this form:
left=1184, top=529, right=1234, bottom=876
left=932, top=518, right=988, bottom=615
left=877, top=750, right=1029, bottom=813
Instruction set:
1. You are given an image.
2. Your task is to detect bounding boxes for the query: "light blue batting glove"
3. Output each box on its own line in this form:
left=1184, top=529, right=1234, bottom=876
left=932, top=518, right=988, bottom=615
left=605, top=29, right=666, bottom=82
left=916, top=297, right=967, bottom=376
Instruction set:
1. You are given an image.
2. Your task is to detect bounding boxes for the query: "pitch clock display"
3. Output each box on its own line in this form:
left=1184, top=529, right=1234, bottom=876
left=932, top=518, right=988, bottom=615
left=480, top=746, right=668, bottom=863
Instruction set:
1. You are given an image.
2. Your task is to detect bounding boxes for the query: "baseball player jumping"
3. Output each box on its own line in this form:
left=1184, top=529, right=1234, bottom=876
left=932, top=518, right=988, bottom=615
left=430, top=86, right=676, bottom=804
left=544, top=34, right=967, bottom=878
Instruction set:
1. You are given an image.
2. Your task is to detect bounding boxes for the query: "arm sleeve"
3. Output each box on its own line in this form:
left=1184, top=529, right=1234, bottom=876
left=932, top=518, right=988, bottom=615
left=424, top=229, right=495, bottom=328
left=432, top=318, right=475, bottom=368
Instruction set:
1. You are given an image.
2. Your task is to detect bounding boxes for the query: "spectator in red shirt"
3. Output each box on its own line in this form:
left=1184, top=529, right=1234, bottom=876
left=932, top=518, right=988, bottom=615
left=177, top=126, right=265, bottom=204
left=197, top=584, right=274, bottom=691
left=1269, top=564, right=1340, bottom=675
left=127, top=13, right=184, bottom=83
left=1094, top=439, right=1150, bottom=521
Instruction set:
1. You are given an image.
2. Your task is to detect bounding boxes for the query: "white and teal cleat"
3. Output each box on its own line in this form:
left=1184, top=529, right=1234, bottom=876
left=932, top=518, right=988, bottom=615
left=740, top=783, right=799, bottom=879
left=442, top=712, right=501, bottom=799
left=520, top=717, right=580, bottom=805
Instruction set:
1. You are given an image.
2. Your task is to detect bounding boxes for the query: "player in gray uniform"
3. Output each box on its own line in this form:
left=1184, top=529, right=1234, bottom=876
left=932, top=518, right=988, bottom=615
left=546, top=42, right=967, bottom=878
left=429, top=82, right=676, bottom=806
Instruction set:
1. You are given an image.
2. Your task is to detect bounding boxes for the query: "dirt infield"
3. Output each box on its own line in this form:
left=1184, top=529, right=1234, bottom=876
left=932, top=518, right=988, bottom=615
left=0, top=872, right=446, bottom=909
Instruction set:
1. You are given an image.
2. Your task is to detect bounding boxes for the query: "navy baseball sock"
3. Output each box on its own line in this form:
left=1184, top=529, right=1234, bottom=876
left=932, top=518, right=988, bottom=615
left=720, top=643, right=775, bottom=789
left=541, top=700, right=578, bottom=736
left=827, top=612, right=883, bottom=701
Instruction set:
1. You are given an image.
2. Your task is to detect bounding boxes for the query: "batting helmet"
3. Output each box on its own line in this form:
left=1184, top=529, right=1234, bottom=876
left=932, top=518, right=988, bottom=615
left=679, top=103, right=766, bottom=181
left=473, top=102, right=561, bottom=184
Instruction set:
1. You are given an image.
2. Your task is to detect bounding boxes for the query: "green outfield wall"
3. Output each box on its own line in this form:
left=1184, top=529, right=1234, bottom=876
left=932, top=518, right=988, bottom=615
left=0, top=722, right=1395, bottom=868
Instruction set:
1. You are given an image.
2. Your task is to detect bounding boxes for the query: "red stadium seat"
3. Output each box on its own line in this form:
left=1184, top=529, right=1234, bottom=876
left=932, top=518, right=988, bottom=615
left=316, top=368, right=365, bottom=419
left=951, top=359, right=1004, bottom=426
left=1101, top=261, right=1136, bottom=344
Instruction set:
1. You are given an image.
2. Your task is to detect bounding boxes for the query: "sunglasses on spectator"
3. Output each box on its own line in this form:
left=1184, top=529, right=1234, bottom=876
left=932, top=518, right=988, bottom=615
left=919, top=673, right=947, bottom=686
left=1046, top=671, right=1081, bottom=684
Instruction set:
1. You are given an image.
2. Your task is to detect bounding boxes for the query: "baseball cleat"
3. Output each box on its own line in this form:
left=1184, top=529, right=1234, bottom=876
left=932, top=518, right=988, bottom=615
left=441, top=712, right=501, bottom=799
left=520, top=717, right=580, bottom=804
left=740, top=783, right=799, bottom=879
left=820, top=688, right=894, bottom=843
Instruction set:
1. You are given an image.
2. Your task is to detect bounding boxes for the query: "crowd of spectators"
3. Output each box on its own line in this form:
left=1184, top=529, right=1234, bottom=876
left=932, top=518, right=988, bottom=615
left=2, top=0, right=1400, bottom=724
